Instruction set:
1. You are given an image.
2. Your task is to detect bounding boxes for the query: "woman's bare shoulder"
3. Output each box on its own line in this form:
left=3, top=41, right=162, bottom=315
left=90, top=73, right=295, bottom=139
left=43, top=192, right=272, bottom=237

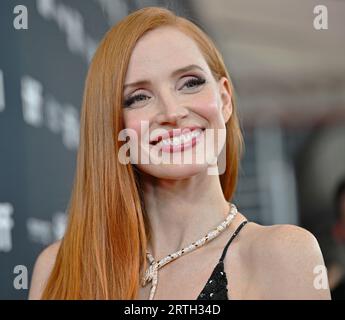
left=244, top=222, right=331, bottom=299
left=28, top=240, right=62, bottom=300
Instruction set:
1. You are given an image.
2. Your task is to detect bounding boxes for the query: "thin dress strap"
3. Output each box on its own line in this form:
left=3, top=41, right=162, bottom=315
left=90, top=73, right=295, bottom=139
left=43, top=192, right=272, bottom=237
left=219, top=220, right=248, bottom=262
left=196, top=219, right=249, bottom=300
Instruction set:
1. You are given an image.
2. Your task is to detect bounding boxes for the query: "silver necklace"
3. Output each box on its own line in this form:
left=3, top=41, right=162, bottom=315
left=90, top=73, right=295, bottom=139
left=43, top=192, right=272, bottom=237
left=141, top=202, right=238, bottom=300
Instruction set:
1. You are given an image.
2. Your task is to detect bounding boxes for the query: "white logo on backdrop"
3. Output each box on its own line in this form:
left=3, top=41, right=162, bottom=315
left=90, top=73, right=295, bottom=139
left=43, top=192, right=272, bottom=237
left=0, top=203, right=14, bottom=252
left=52, top=212, right=67, bottom=240
left=93, top=0, right=129, bottom=25
left=27, top=211, right=67, bottom=245
left=21, top=76, right=44, bottom=127
left=45, top=95, right=80, bottom=150
left=0, top=70, right=5, bottom=112
left=61, top=105, right=80, bottom=149
left=46, top=94, right=62, bottom=134
left=20, top=75, right=80, bottom=150
left=36, top=0, right=98, bottom=63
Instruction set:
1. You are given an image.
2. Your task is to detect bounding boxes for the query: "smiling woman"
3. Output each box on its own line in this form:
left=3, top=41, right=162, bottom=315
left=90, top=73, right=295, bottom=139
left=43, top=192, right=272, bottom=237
left=28, top=6, right=331, bottom=300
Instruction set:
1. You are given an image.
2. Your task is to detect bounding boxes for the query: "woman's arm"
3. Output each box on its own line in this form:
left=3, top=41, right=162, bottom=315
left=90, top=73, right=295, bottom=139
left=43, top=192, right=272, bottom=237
left=28, top=240, right=61, bottom=300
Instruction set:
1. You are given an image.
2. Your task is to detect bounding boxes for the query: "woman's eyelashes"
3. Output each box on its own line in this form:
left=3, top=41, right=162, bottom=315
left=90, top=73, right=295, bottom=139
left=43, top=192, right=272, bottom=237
left=123, top=76, right=206, bottom=108
left=123, top=93, right=148, bottom=108
left=182, top=76, right=206, bottom=90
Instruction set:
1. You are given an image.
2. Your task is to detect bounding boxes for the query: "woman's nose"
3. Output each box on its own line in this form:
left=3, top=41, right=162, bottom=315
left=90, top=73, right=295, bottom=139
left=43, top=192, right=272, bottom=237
left=154, top=92, right=189, bottom=125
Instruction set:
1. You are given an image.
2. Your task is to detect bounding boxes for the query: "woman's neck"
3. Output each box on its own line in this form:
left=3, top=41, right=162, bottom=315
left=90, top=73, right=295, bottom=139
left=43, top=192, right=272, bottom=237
left=139, top=170, right=231, bottom=260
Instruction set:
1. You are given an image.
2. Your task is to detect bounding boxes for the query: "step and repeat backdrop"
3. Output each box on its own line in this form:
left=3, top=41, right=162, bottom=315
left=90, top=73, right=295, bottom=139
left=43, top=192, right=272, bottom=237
left=0, top=0, right=192, bottom=299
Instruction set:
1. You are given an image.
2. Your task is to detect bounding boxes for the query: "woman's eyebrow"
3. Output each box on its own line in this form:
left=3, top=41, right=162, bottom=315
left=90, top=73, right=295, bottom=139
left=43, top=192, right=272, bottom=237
left=123, top=64, right=204, bottom=90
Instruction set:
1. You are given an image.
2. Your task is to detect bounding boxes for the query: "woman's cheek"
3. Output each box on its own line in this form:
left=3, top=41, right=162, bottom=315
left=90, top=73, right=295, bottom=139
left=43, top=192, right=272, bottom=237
left=123, top=110, right=146, bottom=135
left=192, top=91, right=220, bottom=122
left=123, top=110, right=155, bottom=154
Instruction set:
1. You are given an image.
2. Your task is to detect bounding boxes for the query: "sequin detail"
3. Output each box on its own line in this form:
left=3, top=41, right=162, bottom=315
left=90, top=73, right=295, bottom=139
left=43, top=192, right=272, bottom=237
left=196, top=220, right=248, bottom=300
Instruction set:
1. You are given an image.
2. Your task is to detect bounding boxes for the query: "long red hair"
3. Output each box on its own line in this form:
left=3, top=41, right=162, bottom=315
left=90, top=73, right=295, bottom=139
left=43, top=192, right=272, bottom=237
left=42, top=6, right=244, bottom=299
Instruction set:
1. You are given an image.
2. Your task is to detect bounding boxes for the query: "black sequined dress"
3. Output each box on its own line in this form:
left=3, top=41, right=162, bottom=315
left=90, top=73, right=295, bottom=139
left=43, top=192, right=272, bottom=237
left=197, top=220, right=248, bottom=300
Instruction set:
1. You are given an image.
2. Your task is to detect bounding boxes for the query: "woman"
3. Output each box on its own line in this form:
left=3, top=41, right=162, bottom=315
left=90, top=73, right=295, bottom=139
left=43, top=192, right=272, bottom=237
left=29, top=7, right=331, bottom=300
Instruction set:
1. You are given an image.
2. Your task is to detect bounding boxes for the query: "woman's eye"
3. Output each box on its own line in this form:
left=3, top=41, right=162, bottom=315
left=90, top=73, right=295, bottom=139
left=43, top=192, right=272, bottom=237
left=123, top=93, right=150, bottom=107
left=181, top=77, right=206, bottom=90
left=123, top=77, right=206, bottom=107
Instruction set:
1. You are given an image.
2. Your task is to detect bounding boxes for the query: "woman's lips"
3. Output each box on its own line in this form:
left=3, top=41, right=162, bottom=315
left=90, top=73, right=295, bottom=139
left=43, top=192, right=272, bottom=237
left=150, top=126, right=204, bottom=145
left=151, top=128, right=205, bottom=153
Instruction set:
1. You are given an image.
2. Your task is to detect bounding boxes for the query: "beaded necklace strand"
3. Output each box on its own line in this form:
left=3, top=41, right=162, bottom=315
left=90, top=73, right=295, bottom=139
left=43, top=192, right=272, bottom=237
left=141, top=202, right=238, bottom=300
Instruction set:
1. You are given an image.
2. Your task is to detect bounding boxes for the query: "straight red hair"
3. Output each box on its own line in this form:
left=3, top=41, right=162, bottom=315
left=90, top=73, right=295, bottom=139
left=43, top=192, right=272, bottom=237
left=42, top=6, right=244, bottom=299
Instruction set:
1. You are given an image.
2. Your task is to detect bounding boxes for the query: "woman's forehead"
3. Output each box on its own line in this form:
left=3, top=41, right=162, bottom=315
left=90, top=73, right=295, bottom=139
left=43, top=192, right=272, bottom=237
left=125, top=27, right=209, bottom=82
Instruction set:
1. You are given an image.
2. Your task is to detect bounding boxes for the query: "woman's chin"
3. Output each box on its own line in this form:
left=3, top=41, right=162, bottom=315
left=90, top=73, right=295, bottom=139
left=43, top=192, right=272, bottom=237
left=135, top=162, right=210, bottom=180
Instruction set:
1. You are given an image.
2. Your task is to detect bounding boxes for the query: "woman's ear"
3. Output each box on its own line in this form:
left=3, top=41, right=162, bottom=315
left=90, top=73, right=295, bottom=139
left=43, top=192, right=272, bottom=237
left=218, top=77, right=233, bottom=124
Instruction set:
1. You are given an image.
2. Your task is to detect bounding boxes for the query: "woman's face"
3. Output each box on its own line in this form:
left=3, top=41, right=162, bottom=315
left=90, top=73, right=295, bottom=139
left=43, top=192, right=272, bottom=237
left=121, top=26, right=232, bottom=180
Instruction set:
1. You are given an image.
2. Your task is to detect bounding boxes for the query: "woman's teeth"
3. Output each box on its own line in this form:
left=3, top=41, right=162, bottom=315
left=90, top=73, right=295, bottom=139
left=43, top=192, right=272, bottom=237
left=160, top=129, right=202, bottom=146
